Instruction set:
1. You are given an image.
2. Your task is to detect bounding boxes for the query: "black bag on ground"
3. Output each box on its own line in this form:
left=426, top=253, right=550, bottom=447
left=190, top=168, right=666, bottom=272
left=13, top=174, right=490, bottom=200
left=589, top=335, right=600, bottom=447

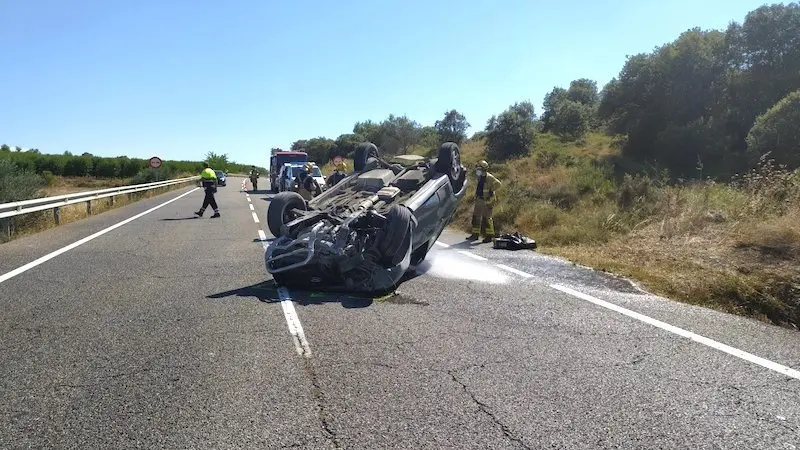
left=493, top=232, right=537, bottom=250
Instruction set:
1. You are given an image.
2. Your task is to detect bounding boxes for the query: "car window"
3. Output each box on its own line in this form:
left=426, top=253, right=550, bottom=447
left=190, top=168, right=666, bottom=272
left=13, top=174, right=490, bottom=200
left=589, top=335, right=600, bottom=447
left=313, top=167, right=322, bottom=177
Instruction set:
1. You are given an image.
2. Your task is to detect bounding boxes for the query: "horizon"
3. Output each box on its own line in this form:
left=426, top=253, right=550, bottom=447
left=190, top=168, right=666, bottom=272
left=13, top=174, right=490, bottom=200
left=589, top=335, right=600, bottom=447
left=1, top=0, right=770, bottom=166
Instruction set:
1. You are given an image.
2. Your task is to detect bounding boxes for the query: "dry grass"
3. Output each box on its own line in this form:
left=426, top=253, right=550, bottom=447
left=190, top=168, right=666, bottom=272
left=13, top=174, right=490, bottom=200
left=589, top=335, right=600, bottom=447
left=2, top=177, right=195, bottom=243
left=453, top=133, right=800, bottom=329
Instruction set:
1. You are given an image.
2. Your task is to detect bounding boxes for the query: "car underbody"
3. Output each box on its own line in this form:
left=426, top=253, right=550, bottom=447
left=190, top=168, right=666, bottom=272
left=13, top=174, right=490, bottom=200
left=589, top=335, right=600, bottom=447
left=265, top=142, right=466, bottom=294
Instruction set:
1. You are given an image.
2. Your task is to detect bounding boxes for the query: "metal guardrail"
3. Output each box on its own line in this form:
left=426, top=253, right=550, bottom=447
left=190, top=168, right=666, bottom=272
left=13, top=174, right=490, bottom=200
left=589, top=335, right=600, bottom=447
left=0, top=176, right=200, bottom=230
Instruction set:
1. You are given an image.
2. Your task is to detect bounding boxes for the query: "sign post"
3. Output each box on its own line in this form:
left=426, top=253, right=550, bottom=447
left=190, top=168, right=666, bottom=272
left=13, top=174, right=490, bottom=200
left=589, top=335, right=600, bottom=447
left=148, top=156, right=163, bottom=181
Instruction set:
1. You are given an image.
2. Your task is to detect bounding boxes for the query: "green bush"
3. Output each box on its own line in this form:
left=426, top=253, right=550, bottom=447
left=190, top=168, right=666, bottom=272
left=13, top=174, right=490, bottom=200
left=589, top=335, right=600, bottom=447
left=0, top=158, right=45, bottom=203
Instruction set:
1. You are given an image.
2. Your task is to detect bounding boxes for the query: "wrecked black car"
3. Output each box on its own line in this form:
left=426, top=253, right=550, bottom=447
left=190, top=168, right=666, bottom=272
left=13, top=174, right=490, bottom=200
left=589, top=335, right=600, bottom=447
left=265, top=142, right=467, bottom=294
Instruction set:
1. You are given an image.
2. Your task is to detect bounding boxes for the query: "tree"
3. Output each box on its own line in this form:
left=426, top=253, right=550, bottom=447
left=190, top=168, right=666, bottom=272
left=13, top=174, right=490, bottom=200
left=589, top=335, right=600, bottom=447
left=485, top=101, right=537, bottom=160
left=551, top=100, right=592, bottom=140
left=0, top=144, right=9, bottom=152
left=434, top=109, right=470, bottom=145
left=290, top=140, right=309, bottom=152
left=14, top=146, right=22, bottom=152
left=204, top=151, right=230, bottom=169
left=333, top=133, right=363, bottom=158
left=746, top=90, right=800, bottom=168
left=353, top=120, right=382, bottom=144
left=380, top=114, right=421, bottom=154
left=541, top=87, right=568, bottom=131
left=304, top=137, right=336, bottom=163
left=567, top=78, right=599, bottom=106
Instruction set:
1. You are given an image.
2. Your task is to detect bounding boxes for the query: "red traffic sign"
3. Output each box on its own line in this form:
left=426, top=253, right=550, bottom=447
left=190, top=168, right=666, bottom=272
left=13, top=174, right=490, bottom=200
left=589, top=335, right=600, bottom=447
left=148, top=156, right=162, bottom=169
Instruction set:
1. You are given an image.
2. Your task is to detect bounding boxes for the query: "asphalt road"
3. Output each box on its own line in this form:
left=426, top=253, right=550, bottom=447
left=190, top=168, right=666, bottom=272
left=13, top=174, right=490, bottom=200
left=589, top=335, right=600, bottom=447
left=1, top=176, right=798, bottom=449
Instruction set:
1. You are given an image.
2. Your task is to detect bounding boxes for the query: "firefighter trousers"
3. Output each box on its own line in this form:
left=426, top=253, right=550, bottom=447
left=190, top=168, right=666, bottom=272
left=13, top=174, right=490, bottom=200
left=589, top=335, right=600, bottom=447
left=471, top=198, right=495, bottom=237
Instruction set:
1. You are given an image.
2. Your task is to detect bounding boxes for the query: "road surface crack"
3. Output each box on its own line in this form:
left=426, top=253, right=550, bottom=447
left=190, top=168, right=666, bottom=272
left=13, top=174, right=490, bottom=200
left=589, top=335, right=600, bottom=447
left=301, top=358, right=342, bottom=449
left=447, top=369, right=531, bottom=449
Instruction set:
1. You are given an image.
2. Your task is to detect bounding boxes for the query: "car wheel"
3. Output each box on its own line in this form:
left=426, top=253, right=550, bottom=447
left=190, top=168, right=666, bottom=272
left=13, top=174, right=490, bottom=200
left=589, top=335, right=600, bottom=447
left=435, top=142, right=463, bottom=187
left=376, top=205, right=413, bottom=267
left=267, top=191, right=306, bottom=237
left=353, top=142, right=380, bottom=172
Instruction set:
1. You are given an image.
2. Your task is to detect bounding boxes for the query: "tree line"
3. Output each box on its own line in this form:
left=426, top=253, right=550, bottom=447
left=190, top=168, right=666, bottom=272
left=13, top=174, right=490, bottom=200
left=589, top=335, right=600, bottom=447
left=287, top=3, right=800, bottom=181
left=0, top=145, right=266, bottom=182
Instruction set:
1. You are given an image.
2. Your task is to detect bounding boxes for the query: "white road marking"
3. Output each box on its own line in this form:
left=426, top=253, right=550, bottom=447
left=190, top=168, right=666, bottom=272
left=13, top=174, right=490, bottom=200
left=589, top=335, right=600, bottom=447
left=278, top=287, right=312, bottom=357
left=247, top=197, right=252, bottom=203
left=434, top=241, right=450, bottom=248
left=550, top=284, right=800, bottom=381
left=249, top=203, right=255, bottom=211
left=458, top=250, right=488, bottom=261
left=496, top=264, right=533, bottom=278
left=0, top=188, right=200, bottom=285
left=251, top=212, right=260, bottom=223
left=258, top=229, right=267, bottom=243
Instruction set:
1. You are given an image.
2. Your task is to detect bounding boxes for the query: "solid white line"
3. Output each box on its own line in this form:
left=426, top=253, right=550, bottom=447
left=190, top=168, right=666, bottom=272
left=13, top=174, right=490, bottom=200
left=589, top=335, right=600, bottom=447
left=0, top=188, right=200, bottom=285
left=249, top=203, right=255, bottom=211
left=257, top=229, right=267, bottom=242
left=278, top=287, right=312, bottom=357
left=434, top=241, right=450, bottom=248
left=251, top=212, right=260, bottom=223
left=496, top=264, right=533, bottom=278
left=550, top=284, right=800, bottom=381
left=458, top=250, right=488, bottom=261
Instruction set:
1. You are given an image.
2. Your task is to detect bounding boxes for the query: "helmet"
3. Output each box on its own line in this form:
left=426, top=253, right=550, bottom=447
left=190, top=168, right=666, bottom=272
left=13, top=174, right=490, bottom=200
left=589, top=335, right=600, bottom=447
left=476, top=160, right=489, bottom=170
left=304, top=162, right=314, bottom=173
left=335, top=160, right=347, bottom=172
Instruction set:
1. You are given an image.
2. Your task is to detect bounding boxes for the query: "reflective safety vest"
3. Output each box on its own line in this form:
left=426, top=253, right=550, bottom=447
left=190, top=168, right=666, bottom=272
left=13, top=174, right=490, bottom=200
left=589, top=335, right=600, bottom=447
left=200, top=168, right=217, bottom=180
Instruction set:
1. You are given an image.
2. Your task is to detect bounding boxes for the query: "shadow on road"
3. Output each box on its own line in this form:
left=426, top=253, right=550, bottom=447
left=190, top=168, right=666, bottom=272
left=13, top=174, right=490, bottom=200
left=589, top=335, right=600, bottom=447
left=252, top=238, right=275, bottom=244
left=207, top=279, right=375, bottom=308
left=160, top=216, right=200, bottom=221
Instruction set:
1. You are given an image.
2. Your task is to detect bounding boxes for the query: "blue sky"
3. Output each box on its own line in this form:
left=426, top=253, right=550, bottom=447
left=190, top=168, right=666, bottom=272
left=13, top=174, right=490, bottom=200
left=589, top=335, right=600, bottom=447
left=1, top=0, right=768, bottom=166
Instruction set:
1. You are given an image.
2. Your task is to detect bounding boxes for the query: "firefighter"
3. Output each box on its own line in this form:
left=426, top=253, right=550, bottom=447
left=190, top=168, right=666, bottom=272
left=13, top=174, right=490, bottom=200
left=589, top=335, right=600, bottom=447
left=467, top=160, right=501, bottom=243
left=326, top=160, right=348, bottom=188
left=293, top=162, right=322, bottom=200
left=248, top=166, right=260, bottom=191
left=195, top=162, right=221, bottom=218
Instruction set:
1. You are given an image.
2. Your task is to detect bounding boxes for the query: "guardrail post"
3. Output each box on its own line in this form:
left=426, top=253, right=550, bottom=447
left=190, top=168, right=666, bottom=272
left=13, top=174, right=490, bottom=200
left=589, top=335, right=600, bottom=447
left=2, top=218, right=11, bottom=239
left=110, top=196, right=115, bottom=206
left=86, top=200, right=92, bottom=215
left=54, top=207, right=60, bottom=225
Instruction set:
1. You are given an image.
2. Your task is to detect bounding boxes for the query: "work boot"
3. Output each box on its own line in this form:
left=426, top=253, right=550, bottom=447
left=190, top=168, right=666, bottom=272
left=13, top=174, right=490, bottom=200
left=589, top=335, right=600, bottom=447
left=482, top=236, right=494, bottom=243
left=466, top=233, right=479, bottom=240
left=211, top=211, right=221, bottom=218
left=195, top=209, right=204, bottom=217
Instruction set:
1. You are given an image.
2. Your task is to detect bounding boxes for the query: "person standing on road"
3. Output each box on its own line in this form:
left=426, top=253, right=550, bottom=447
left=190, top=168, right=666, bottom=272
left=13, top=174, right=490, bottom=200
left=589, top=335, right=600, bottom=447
left=294, top=162, right=322, bottom=200
left=195, top=162, right=221, bottom=218
left=248, top=166, right=260, bottom=192
left=326, top=160, right=348, bottom=188
left=467, top=160, right=501, bottom=243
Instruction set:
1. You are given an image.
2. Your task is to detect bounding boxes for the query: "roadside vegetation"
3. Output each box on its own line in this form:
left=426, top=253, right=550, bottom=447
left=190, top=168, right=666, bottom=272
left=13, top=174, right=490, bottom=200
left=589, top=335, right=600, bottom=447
left=0, top=148, right=264, bottom=242
left=286, top=3, right=800, bottom=329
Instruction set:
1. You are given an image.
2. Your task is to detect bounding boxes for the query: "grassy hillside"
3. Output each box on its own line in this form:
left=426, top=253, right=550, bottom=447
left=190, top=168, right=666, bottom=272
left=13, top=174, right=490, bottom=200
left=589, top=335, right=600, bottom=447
left=450, top=133, right=799, bottom=329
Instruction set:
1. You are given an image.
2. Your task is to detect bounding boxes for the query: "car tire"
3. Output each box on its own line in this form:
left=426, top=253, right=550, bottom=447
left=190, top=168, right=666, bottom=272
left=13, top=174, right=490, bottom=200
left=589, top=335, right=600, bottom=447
left=353, top=142, right=380, bottom=172
left=435, top=142, right=463, bottom=188
left=267, top=191, right=306, bottom=237
left=376, top=205, right=413, bottom=267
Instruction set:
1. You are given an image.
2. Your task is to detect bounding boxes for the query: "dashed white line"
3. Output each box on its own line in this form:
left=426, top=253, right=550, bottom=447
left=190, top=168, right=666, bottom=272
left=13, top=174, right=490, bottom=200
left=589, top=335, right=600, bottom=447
left=457, top=250, right=488, bottom=261
left=257, top=229, right=267, bottom=243
left=249, top=203, right=255, bottom=211
left=251, top=212, right=260, bottom=223
left=550, top=284, right=800, bottom=381
left=0, top=188, right=200, bottom=285
left=496, top=264, right=533, bottom=278
left=247, top=197, right=252, bottom=203
left=278, top=287, right=312, bottom=357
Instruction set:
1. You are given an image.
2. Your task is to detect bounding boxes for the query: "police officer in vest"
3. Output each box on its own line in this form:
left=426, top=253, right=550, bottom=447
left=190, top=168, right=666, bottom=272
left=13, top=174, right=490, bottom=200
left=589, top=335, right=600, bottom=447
left=195, top=162, right=221, bottom=218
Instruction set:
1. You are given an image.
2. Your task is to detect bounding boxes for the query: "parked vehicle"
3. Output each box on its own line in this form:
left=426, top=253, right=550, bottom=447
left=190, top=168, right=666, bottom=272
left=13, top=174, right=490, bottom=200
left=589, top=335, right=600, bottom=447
left=270, top=151, right=307, bottom=193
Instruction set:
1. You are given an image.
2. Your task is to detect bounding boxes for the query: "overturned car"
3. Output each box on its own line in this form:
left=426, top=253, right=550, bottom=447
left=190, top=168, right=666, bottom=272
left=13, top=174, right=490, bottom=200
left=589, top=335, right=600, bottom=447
left=265, top=142, right=467, bottom=294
